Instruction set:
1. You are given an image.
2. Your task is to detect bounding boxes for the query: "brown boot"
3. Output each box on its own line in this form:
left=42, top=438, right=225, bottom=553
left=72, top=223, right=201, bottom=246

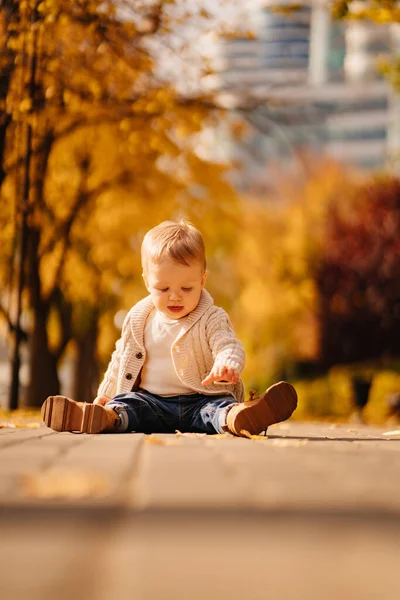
left=224, top=381, right=297, bottom=437
left=41, top=395, right=119, bottom=433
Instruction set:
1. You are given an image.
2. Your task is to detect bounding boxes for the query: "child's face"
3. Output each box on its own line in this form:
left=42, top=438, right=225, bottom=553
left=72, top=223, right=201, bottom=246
left=143, top=257, right=208, bottom=319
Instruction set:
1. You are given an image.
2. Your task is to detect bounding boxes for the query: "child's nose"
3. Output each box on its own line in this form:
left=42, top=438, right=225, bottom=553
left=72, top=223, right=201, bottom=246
left=169, top=290, right=181, bottom=301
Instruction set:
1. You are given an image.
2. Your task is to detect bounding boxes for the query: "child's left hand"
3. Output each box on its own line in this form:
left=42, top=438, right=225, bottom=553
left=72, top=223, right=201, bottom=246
left=201, top=365, right=239, bottom=386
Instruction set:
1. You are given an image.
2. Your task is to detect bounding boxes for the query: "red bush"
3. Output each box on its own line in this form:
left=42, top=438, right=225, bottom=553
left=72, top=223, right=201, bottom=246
left=315, top=176, right=400, bottom=365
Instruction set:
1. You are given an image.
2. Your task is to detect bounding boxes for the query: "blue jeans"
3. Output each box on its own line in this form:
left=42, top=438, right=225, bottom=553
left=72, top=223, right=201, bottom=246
left=106, top=389, right=237, bottom=434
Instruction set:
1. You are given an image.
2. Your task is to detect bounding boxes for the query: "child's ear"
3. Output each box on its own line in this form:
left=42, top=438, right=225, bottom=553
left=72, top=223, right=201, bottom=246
left=201, top=270, right=208, bottom=288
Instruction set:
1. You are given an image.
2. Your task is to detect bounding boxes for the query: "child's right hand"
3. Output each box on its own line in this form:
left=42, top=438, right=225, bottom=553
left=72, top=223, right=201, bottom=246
left=93, top=395, right=110, bottom=406
left=201, top=365, right=239, bottom=386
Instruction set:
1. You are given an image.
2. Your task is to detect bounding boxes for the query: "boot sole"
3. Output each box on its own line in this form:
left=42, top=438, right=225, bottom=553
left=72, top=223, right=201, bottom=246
left=230, top=381, right=298, bottom=436
left=41, top=396, right=109, bottom=433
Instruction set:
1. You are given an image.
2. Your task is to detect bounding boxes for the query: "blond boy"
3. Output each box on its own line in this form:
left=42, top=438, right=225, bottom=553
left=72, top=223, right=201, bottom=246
left=42, top=221, right=297, bottom=435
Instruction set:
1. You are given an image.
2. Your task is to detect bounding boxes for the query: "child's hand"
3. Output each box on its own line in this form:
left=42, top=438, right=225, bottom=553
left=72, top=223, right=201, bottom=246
left=93, top=395, right=110, bottom=406
left=201, top=365, right=239, bottom=386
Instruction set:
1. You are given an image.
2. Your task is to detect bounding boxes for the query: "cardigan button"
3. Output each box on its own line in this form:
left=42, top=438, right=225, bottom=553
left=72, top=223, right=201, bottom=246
left=125, top=373, right=133, bottom=380
left=136, top=352, right=143, bottom=359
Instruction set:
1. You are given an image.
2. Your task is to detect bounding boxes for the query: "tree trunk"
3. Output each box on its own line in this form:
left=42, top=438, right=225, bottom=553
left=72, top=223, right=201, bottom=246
left=24, top=228, right=60, bottom=407
left=0, top=114, right=11, bottom=189
left=25, top=299, right=60, bottom=407
left=72, top=310, right=100, bottom=403
left=0, top=3, right=16, bottom=187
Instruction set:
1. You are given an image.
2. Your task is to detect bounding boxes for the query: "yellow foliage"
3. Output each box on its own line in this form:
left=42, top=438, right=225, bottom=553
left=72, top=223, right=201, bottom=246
left=3, top=0, right=374, bottom=418
left=230, top=160, right=362, bottom=387
left=293, top=366, right=400, bottom=424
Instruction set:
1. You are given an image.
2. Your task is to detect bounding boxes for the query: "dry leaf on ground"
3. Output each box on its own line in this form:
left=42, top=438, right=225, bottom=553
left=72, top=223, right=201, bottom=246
left=240, top=429, right=269, bottom=440
left=0, top=422, right=40, bottom=429
left=23, top=470, right=110, bottom=499
left=145, top=435, right=180, bottom=446
left=175, top=430, right=207, bottom=438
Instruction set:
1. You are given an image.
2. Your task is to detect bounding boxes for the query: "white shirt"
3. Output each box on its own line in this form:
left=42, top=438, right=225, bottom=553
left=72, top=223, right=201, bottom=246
left=140, top=309, right=195, bottom=397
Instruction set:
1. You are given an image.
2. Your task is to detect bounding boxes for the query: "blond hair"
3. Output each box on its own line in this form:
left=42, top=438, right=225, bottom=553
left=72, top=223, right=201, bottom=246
left=141, top=220, right=206, bottom=275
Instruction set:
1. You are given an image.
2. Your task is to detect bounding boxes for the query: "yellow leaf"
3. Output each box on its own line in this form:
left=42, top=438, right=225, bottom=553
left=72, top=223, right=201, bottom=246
left=0, top=422, right=40, bottom=429
left=175, top=430, right=207, bottom=438
left=24, top=470, right=111, bottom=499
left=19, top=98, right=32, bottom=112
left=240, top=429, right=268, bottom=440
left=145, top=435, right=180, bottom=446
left=382, top=430, right=400, bottom=437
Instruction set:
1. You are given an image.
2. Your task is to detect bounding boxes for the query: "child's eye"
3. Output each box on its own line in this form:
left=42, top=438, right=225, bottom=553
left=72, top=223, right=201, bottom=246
left=182, top=287, right=192, bottom=292
left=158, top=288, right=168, bottom=292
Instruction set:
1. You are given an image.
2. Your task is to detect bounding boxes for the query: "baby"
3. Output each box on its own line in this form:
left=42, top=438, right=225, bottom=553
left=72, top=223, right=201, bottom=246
left=41, top=220, right=297, bottom=436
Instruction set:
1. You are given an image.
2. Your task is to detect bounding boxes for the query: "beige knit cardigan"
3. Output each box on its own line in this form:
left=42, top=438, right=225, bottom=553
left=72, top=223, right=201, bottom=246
left=98, top=289, right=245, bottom=403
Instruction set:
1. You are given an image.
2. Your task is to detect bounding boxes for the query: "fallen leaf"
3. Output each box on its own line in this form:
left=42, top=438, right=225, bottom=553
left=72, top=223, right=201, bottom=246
left=240, top=429, right=268, bottom=440
left=23, top=470, right=110, bottom=499
left=0, top=421, right=40, bottom=429
left=240, top=429, right=252, bottom=439
left=175, top=430, right=207, bottom=438
left=145, top=435, right=180, bottom=446
left=382, top=430, right=400, bottom=437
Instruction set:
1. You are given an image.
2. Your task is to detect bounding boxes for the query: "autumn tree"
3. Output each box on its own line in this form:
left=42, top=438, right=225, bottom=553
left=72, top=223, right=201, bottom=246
left=315, top=176, right=400, bottom=366
left=232, top=159, right=363, bottom=386
left=0, top=1, right=17, bottom=189
left=332, top=0, right=400, bottom=22
left=244, top=161, right=400, bottom=373
left=332, top=0, right=400, bottom=87
left=0, top=1, right=244, bottom=407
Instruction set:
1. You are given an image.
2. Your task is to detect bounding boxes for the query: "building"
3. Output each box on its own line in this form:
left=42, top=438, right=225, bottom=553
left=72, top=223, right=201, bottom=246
left=213, top=0, right=399, bottom=178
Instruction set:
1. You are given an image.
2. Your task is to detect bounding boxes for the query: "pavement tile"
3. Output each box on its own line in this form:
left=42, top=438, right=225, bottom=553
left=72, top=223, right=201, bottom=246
left=0, top=428, right=19, bottom=436
left=0, top=427, right=55, bottom=449
left=1, top=511, right=400, bottom=600
left=1, top=422, right=400, bottom=600
left=128, top=436, right=248, bottom=509
left=0, top=433, right=144, bottom=506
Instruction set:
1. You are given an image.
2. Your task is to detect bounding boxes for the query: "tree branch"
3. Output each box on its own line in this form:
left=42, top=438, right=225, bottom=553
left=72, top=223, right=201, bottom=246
left=0, top=301, right=28, bottom=340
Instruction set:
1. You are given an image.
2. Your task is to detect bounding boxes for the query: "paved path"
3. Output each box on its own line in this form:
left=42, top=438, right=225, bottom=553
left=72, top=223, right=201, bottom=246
left=1, top=421, right=400, bottom=600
